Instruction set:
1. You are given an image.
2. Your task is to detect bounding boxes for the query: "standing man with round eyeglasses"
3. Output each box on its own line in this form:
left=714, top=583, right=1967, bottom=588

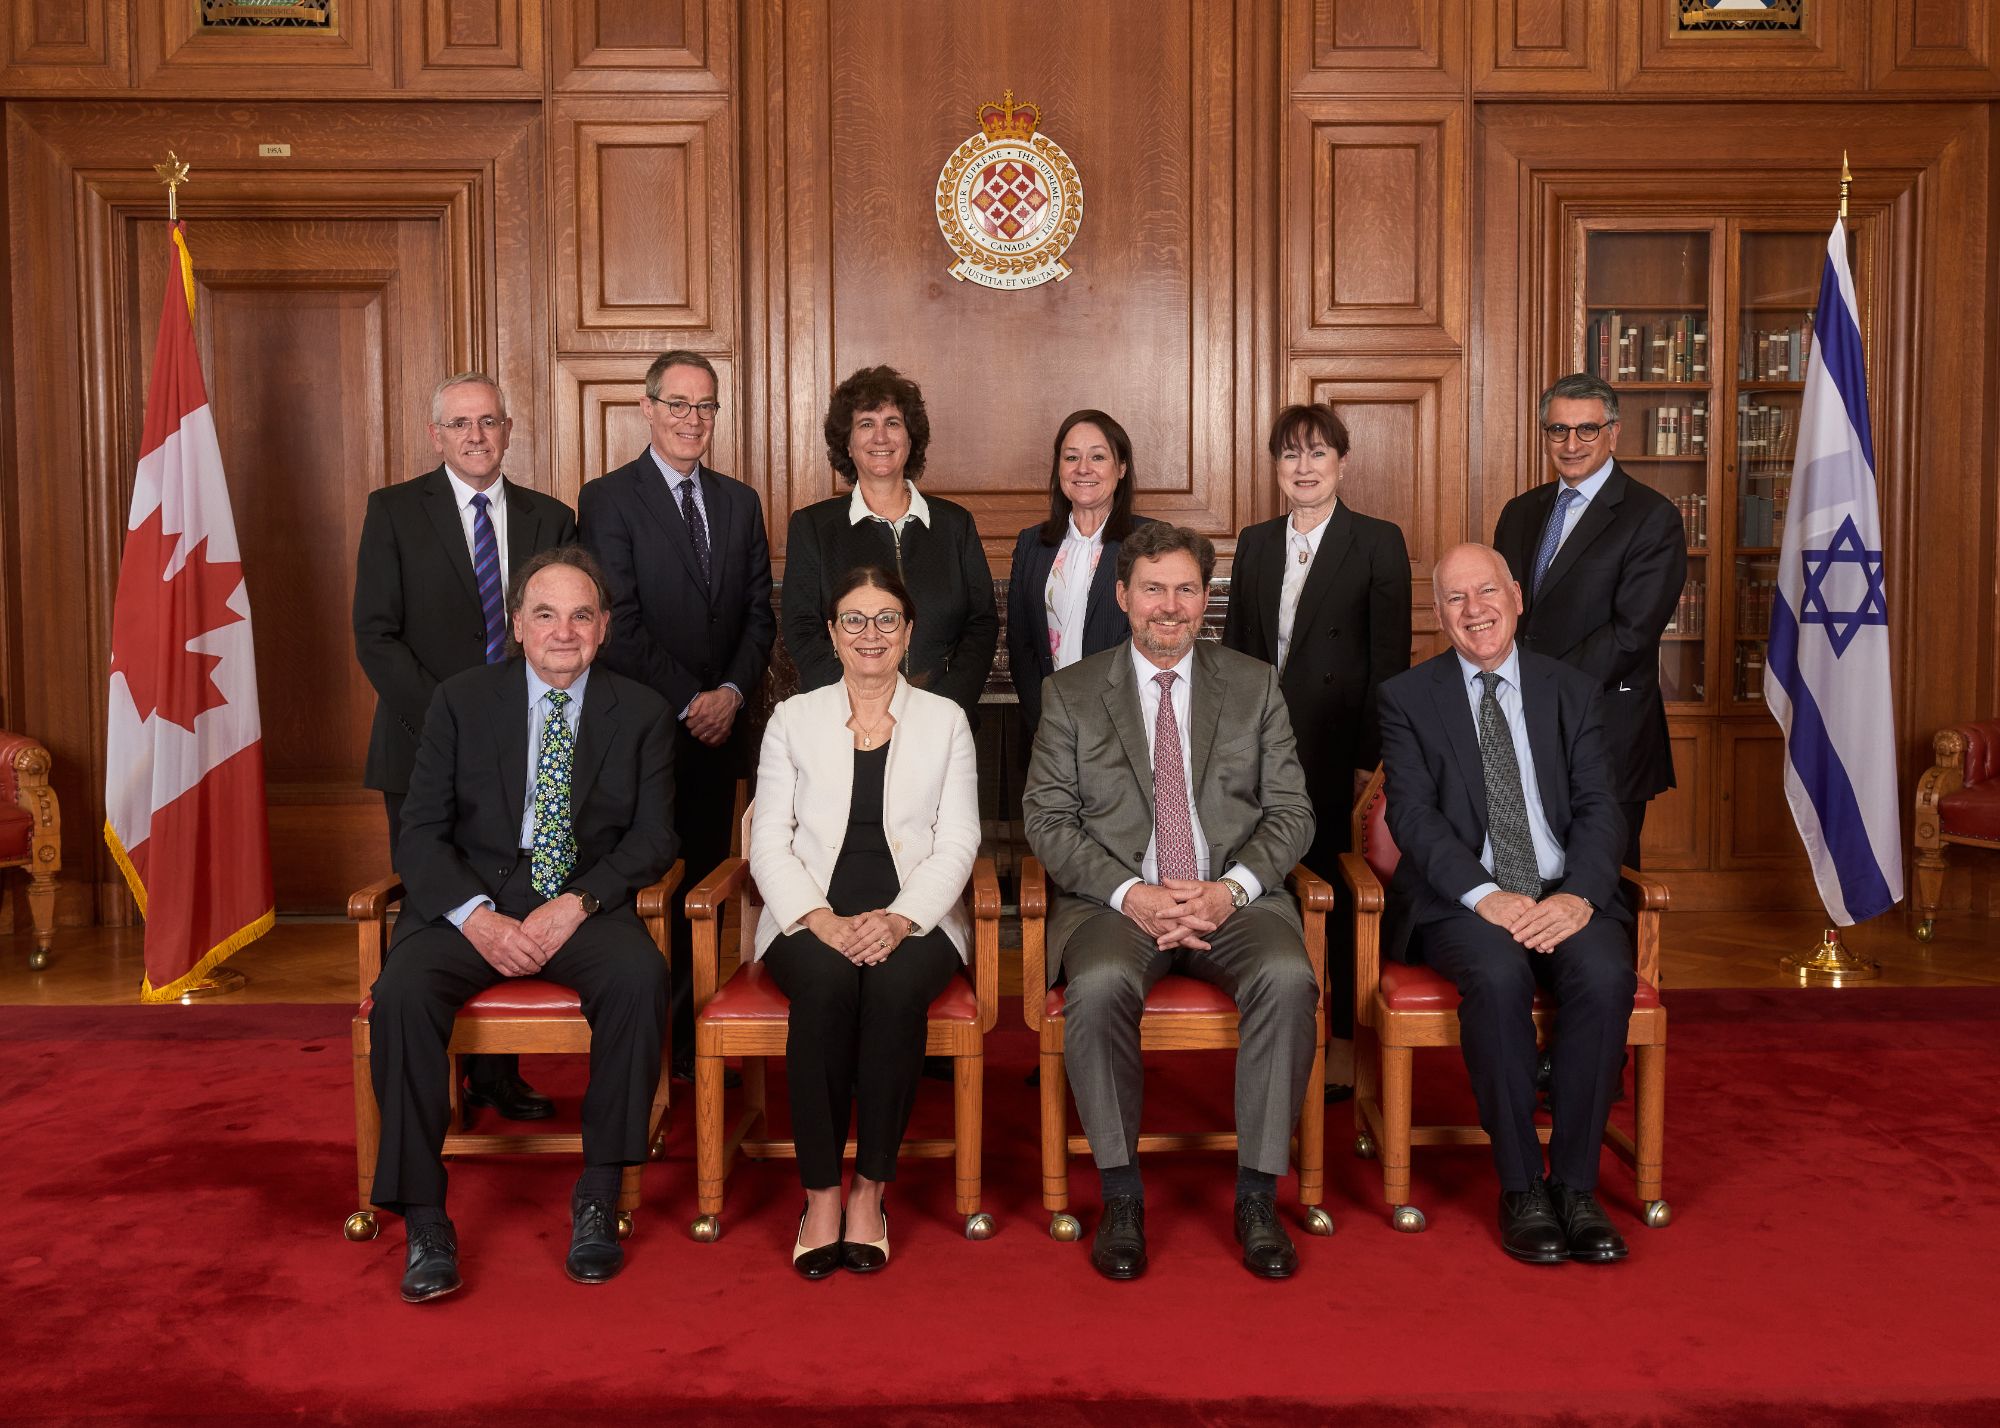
left=580, top=350, right=775, bottom=1084
left=1493, top=373, right=1686, bottom=870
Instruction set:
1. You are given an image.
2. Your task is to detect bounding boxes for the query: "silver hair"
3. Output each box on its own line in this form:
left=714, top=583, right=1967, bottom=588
left=1536, top=372, right=1618, bottom=426
left=430, top=372, right=509, bottom=425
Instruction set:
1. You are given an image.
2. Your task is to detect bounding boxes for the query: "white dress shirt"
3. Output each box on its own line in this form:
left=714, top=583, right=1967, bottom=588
left=1044, top=517, right=1105, bottom=670
left=1454, top=645, right=1565, bottom=910
left=1275, top=502, right=1335, bottom=673
left=847, top=479, right=931, bottom=534
left=1547, top=458, right=1614, bottom=559
left=443, top=465, right=509, bottom=588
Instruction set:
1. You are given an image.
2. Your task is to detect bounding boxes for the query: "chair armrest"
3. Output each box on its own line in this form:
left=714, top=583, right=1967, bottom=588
left=347, top=875, right=405, bottom=923
left=969, top=857, right=1001, bottom=1032
left=637, top=860, right=686, bottom=965
left=346, top=875, right=405, bottom=1002
left=1019, top=857, right=1047, bottom=1031
left=686, top=857, right=751, bottom=1014
left=0, top=731, right=50, bottom=806
left=1339, top=852, right=1385, bottom=1030
left=1618, top=865, right=1670, bottom=988
left=1287, top=864, right=1333, bottom=999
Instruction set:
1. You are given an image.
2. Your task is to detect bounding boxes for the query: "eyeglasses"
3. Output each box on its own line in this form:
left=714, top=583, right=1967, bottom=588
left=650, top=398, right=722, bottom=422
left=1542, top=422, right=1608, bottom=442
left=835, top=610, right=906, bottom=635
left=438, top=416, right=507, bottom=433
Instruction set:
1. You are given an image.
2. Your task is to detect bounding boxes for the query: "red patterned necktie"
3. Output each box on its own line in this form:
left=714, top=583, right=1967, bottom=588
left=1151, top=670, right=1199, bottom=881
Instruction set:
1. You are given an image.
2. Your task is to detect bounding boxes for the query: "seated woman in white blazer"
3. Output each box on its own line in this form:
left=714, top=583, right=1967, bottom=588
left=749, top=564, right=979, bottom=1279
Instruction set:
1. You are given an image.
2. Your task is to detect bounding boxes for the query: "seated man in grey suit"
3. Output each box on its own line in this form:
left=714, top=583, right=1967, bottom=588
left=1376, top=542, right=1635, bottom=1266
left=1024, top=522, right=1320, bottom=1281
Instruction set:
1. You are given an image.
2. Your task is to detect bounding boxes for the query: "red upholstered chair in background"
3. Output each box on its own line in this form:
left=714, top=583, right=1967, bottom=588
left=340, top=866, right=683, bottom=1243
left=1913, top=718, right=2000, bottom=941
left=683, top=803, right=1002, bottom=1242
left=1339, top=769, right=1669, bottom=1233
left=1019, top=857, right=1336, bottom=1241
left=0, top=730, right=61, bottom=970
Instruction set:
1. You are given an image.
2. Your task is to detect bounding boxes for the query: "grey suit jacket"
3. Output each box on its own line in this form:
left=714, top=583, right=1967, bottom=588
left=1023, top=639, right=1316, bottom=979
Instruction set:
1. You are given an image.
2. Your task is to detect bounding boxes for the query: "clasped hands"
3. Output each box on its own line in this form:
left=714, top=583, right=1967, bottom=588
left=1474, top=888, right=1592, bottom=953
left=803, top=906, right=913, bottom=966
left=685, top=687, right=742, bottom=747
left=464, top=893, right=590, bottom=977
left=1123, top=879, right=1237, bottom=951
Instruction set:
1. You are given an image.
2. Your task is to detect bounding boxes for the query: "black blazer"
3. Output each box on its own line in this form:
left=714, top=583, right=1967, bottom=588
left=578, top=453, right=776, bottom=723
left=1376, top=648, right=1628, bottom=964
left=353, top=467, right=576, bottom=794
left=781, top=493, right=999, bottom=719
left=393, top=658, right=678, bottom=936
left=1492, top=463, right=1686, bottom=803
left=1004, top=515, right=1156, bottom=738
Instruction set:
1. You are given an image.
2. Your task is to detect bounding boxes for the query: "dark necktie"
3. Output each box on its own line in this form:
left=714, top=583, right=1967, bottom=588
left=1531, top=485, right=1582, bottom=596
left=530, top=690, right=577, bottom=899
left=678, top=477, right=711, bottom=585
left=1151, top=671, right=1199, bottom=881
left=1476, top=671, right=1541, bottom=896
left=469, top=491, right=506, bottom=663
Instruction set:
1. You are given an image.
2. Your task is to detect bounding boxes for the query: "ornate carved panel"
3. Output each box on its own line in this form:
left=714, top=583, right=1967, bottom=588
left=400, top=0, right=543, bottom=92
left=1868, top=0, right=2000, bottom=91
left=1473, top=0, right=1612, bottom=94
left=1290, top=0, right=1467, bottom=94
left=1616, top=0, right=1863, bottom=93
left=0, top=0, right=129, bottom=90
left=551, top=0, right=732, bottom=92
left=1643, top=721, right=1712, bottom=868
left=556, top=353, right=743, bottom=512
left=134, top=0, right=397, bottom=92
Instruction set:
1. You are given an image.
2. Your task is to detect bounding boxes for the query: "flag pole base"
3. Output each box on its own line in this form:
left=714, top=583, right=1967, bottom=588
left=177, top=967, right=248, bottom=1002
left=1780, top=927, right=1879, bottom=983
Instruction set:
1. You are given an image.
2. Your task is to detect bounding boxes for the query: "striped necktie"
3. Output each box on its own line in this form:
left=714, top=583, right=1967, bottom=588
left=1476, top=672, right=1541, bottom=895
left=469, top=491, right=506, bottom=663
left=1531, top=486, right=1582, bottom=596
left=1151, top=671, right=1199, bottom=881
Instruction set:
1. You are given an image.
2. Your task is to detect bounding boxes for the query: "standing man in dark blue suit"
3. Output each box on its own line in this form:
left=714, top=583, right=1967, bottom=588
left=580, top=350, right=775, bottom=1081
left=354, top=371, right=577, bottom=1122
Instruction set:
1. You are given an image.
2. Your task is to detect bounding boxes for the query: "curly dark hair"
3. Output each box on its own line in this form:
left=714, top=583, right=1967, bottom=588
left=1039, top=409, right=1140, bottom=547
left=824, top=365, right=930, bottom=484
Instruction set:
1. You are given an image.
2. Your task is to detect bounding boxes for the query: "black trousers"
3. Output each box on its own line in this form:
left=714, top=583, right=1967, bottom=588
left=760, top=928, right=961, bottom=1189
left=1415, top=910, right=1635, bottom=1193
left=367, top=862, right=668, bottom=1213
left=1620, top=800, right=1647, bottom=873
left=665, top=720, right=743, bottom=1069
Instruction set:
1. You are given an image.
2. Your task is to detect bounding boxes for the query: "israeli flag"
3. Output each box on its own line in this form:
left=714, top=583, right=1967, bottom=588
left=1764, top=218, right=1903, bottom=924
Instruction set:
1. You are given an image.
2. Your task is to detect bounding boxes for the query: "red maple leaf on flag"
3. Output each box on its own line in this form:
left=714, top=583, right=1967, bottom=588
left=109, top=507, right=247, bottom=733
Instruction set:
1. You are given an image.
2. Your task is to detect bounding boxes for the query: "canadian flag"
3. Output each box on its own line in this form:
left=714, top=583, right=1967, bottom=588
left=104, top=222, right=274, bottom=1001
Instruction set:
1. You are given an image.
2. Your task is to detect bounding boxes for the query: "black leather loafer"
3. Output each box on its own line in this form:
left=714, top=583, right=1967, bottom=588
left=463, top=1071, right=554, bottom=1122
left=565, top=1197, right=623, bottom=1284
left=792, top=1208, right=843, bottom=1280
left=400, top=1220, right=462, bottom=1303
left=1233, top=1193, right=1299, bottom=1279
left=1499, top=1180, right=1569, bottom=1265
left=1090, top=1195, right=1147, bottom=1280
left=1550, top=1181, right=1629, bottom=1263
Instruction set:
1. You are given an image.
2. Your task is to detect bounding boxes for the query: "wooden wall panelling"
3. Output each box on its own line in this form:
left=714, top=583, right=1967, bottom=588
left=1615, top=0, right=1864, bottom=95
left=399, top=0, right=543, bottom=93
left=1642, top=719, right=1711, bottom=870
left=556, top=352, right=742, bottom=510
left=0, top=0, right=129, bottom=91
left=1868, top=0, right=2000, bottom=92
left=550, top=0, right=733, bottom=93
left=1288, top=0, right=1466, bottom=94
left=1472, top=0, right=1612, bottom=94
left=551, top=96, right=737, bottom=352
left=133, top=0, right=397, bottom=93
left=1286, top=99, right=1466, bottom=351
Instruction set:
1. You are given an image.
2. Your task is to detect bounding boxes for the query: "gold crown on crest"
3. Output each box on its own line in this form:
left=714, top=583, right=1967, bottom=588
left=978, top=91, right=1041, bottom=142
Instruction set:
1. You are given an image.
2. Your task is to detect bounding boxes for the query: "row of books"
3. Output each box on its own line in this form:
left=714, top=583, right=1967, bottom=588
left=1737, top=398, right=1798, bottom=470
left=1588, top=311, right=1708, bottom=383
left=1662, top=574, right=1708, bottom=636
left=1641, top=402, right=1708, bottom=455
left=1736, top=577, right=1781, bottom=638
left=1674, top=493, right=1709, bottom=548
left=1739, top=475, right=1791, bottom=547
left=1734, top=644, right=1769, bottom=703
left=1740, top=320, right=1814, bottom=381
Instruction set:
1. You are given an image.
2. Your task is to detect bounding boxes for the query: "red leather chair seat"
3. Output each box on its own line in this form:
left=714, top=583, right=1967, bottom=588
left=1378, top=960, right=1659, bottom=1012
left=354, top=980, right=584, bottom=1020
left=1043, top=972, right=1238, bottom=1021
left=0, top=804, right=29, bottom=861
left=702, top=960, right=979, bottom=1023
left=1939, top=785, right=2000, bottom=840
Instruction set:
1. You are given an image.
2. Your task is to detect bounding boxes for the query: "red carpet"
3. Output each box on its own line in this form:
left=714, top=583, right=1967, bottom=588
left=5, top=989, right=1999, bottom=1426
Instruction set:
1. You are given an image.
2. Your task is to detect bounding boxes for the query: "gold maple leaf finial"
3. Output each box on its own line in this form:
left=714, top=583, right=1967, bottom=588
left=154, top=150, right=191, bottom=219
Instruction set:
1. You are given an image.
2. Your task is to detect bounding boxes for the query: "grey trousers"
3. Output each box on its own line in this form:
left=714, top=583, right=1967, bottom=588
left=1054, top=893, right=1319, bottom=1176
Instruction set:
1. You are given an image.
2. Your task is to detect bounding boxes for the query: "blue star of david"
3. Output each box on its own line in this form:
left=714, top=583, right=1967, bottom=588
left=1798, top=514, right=1888, bottom=657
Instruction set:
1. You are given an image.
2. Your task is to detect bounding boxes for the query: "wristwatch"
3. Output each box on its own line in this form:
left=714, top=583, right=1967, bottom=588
left=563, top=886, right=601, bottom=916
left=1220, top=877, right=1250, bottom=910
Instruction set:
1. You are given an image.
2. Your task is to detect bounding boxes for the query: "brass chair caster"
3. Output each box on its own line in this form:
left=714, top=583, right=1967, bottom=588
left=964, top=1212, right=996, bottom=1240
left=1916, top=919, right=1935, bottom=943
left=689, top=1214, right=720, bottom=1242
left=28, top=948, right=51, bottom=971
left=615, top=1210, right=635, bottom=1240
left=1391, top=1204, right=1427, bottom=1234
left=343, top=1210, right=379, bottom=1242
left=1048, top=1212, right=1082, bottom=1242
left=1643, top=1199, right=1672, bottom=1229
left=1354, top=1133, right=1377, bottom=1160
left=1303, top=1206, right=1335, bottom=1237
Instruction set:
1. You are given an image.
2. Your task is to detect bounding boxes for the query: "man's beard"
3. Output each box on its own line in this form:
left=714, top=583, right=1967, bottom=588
left=1133, top=618, right=1195, bottom=662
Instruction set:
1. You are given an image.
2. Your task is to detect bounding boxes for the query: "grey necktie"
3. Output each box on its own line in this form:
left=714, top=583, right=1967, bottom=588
left=1476, top=671, right=1541, bottom=896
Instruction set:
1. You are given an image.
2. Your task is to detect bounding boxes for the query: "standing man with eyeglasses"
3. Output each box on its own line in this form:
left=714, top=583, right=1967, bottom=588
left=1493, top=373, right=1686, bottom=870
left=580, top=350, right=775, bottom=1083
left=355, top=371, right=578, bottom=1123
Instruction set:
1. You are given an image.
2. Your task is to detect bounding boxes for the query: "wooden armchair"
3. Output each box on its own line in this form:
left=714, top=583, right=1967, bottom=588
left=341, top=865, right=684, bottom=1243
left=0, top=731, right=60, bottom=970
left=1340, top=769, right=1668, bottom=1233
left=1913, top=718, right=2000, bottom=941
left=1019, top=858, right=1335, bottom=1241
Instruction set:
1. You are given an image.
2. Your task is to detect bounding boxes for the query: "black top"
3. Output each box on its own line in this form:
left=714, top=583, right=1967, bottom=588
left=826, top=742, right=899, bottom=916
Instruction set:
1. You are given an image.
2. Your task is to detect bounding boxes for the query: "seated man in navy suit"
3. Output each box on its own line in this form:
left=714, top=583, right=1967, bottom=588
left=1375, top=542, right=1635, bottom=1266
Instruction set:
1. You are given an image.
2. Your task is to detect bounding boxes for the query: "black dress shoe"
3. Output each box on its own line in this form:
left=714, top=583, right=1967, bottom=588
left=1233, top=1193, right=1299, bottom=1279
left=463, top=1070, right=554, bottom=1122
left=400, top=1220, right=462, bottom=1303
left=1549, top=1181, right=1629, bottom=1263
left=671, top=1057, right=742, bottom=1090
left=1090, top=1196, right=1147, bottom=1280
left=1323, top=1082, right=1354, bottom=1106
left=565, top=1197, right=623, bottom=1283
left=841, top=1208, right=889, bottom=1274
left=792, top=1207, right=843, bottom=1280
left=1499, top=1180, right=1568, bottom=1265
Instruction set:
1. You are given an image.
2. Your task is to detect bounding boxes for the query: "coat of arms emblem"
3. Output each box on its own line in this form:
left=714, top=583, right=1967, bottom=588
left=935, top=91, right=1083, bottom=290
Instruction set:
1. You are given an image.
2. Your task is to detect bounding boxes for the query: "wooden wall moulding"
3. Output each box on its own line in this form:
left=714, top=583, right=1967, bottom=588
left=555, top=352, right=743, bottom=512
left=399, top=0, right=543, bottom=93
left=1472, top=0, right=1613, bottom=94
left=1286, top=99, right=1466, bottom=350
left=1288, top=0, right=1467, bottom=94
left=0, top=0, right=130, bottom=91
left=551, top=96, right=738, bottom=352
left=1642, top=720, right=1713, bottom=869
left=551, top=0, right=733, bottom=93
left=1615, top=0, right=1864, bottom=93
left=134, top=0, right=398, bottom=92
left=1868, top=0, right=2000, bottom=92
left=1716, top=720, right=1808, bottom=868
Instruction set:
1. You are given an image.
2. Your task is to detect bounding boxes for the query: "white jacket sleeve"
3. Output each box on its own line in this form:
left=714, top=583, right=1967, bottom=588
left=747, top=702, right=831, bottom=934
left=887, top=705, right=980, bottom=934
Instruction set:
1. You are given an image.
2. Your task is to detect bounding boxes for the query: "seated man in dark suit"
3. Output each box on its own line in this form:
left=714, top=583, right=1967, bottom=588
left=1376, top=542, right=1636, bottom=1266
left=368, top=546, right=677, bottom=1303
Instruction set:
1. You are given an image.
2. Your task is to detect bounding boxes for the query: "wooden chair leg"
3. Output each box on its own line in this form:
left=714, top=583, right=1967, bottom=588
left=743, top=1054, right=768, bottom=1134
left=1353, top=1020, right=1380, bottom=1148
left=346, top=1019, right=382, bottom=1240
left=1634, top=1040, right=1666, bottom=1204
left=695, top=1051, right=727, bottom=1219
left=1296, top=1033, right=1326, bottom=1209
left=448, top=1052, right=466, bottom=1130
left=1380, top=1042, right=1414, bottom=1209
left=953, top=1049, right=982, bottom=1218
left=617, top=1163, right=643, bottom=1218
left=1040, top=1047, right=1070, bottom=1215
left=25, top=869, right=56, bottom=959
left=1912, top=842, right=1948, bottom=935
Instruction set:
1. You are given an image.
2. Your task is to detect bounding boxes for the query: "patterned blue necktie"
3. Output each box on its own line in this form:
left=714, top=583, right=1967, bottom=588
left=530, top=690, right=577, bottom=898
left=1531, top=485, right=1582, bottom=597
left=469, top=491, right=506, bottom=664
left=678, top=477, right=711, bottom=585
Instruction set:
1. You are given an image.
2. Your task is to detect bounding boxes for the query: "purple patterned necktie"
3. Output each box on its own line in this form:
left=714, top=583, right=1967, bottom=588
left=1151, top=671, right=1199, bottom=881
left=469, top=491, right=506, bottom=663
left=678, top=477, right=711, bottom=585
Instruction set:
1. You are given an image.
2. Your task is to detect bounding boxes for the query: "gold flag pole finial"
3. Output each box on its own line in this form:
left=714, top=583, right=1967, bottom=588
left=1839, top=149, right=1851, bottom=221
left=153, top=150, right=190, bottom=222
